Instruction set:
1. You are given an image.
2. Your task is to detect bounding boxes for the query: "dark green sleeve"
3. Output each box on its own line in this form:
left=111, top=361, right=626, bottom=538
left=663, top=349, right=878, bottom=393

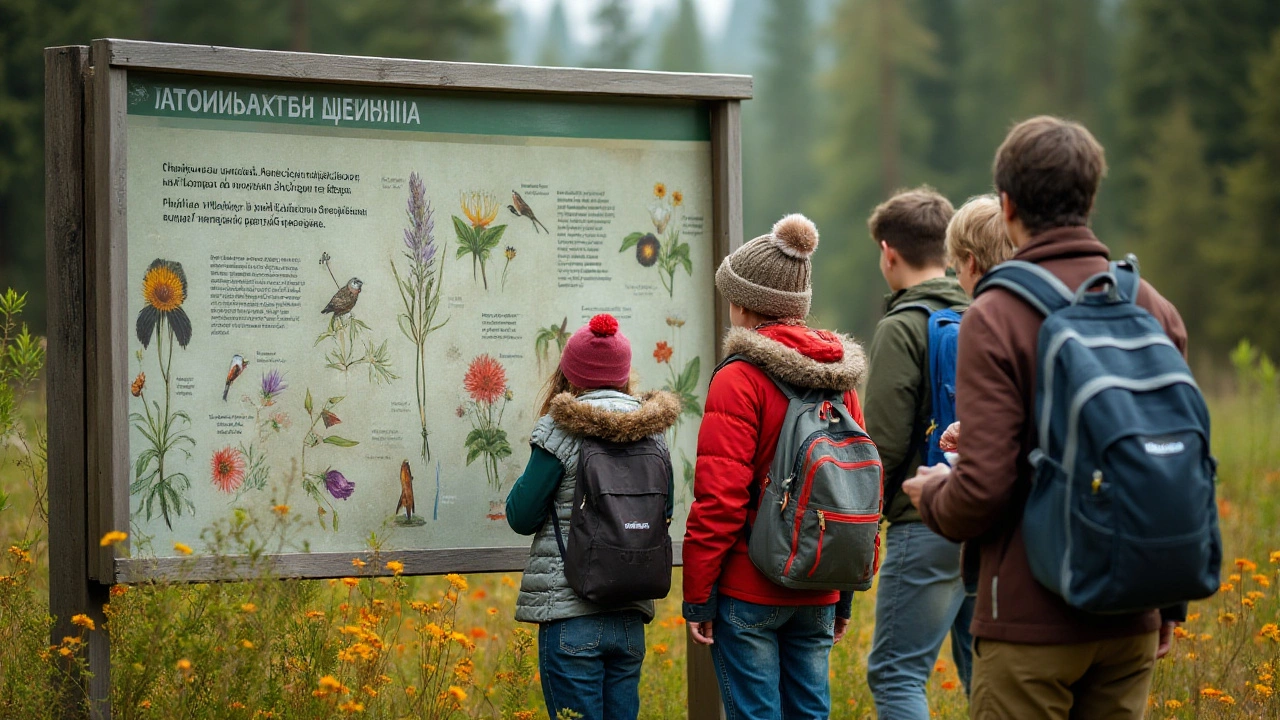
left=505, top=445, right=565, bottom=535
left=863, top=314, right=927, bottom=493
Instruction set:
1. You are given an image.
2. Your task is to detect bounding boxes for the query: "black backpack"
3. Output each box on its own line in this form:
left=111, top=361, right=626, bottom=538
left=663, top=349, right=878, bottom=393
left=553, top=436, right=674, bottom=604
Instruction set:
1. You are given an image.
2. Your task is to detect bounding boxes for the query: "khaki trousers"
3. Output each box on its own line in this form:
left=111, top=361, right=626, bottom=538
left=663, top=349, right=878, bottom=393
left=969, top=632, right=1159, bottom=720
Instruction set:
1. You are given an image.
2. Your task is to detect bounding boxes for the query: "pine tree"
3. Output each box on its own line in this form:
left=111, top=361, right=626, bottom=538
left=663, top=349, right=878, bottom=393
left=537, top=0, right=574, bottom=67
left=658, top=0, right=707, bottom=72
left=587, top=0, right=640, bottom=69
left=1130, top=103, right=1219, bottom=354
left=1215, top=27, right=1280, bottom=356
left=810, top=0, right=937, bottom=336
left=744, top=0, right=818, bottom=237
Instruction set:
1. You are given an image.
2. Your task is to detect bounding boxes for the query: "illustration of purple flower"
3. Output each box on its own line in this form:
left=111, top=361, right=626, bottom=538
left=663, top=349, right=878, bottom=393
left=404, top=172, right=437, bottom=268
left=260, top=369, right=287, bottom=405
left=324, top=469, right=355, bottom=500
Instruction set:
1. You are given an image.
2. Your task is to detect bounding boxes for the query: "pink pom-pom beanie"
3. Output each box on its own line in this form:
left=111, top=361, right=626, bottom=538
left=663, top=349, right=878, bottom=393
left=559, top=313, right=632, bottom=389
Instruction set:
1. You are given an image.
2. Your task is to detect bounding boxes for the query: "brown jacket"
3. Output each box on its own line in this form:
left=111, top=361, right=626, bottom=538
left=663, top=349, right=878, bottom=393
left=917, top=227, right=1188, bottom=645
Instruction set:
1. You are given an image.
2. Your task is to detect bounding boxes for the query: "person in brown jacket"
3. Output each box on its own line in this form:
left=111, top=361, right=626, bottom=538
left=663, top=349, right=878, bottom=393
left=902, top=116, right=1187, bottom=719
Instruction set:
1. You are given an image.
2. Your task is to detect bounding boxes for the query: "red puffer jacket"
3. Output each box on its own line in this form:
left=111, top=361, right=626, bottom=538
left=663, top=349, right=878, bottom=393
left=683, top=323, right=868, bottom=618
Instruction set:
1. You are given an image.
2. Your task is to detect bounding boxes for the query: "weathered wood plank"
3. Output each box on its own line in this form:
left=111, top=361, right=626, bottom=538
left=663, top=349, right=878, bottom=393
left=115, top=542, right=687, bottom=584
left=101, top=39, right=753, bottom=100
left=710, top=100, right=744, bottom=360
left=91, top=40, right=130, bottom=580
left=46, top=44, right=105, bottom=720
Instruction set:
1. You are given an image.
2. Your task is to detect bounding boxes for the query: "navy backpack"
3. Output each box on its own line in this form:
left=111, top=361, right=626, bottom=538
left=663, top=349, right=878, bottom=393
left=886, top=303, right=964, bottom=467
left=975, top=255, right=1222, bottom=613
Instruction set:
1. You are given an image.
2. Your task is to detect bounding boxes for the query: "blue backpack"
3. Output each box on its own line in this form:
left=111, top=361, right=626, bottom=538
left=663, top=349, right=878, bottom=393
left=975, top=255, right=1222, bottom=613
left=886, top=303, right=964, bottom=467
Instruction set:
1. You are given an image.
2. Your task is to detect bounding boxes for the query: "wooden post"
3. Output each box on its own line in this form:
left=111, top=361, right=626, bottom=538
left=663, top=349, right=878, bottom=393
left=46, top=44, right=111, bottom=720
left=685, top=98, right=744, bottom=720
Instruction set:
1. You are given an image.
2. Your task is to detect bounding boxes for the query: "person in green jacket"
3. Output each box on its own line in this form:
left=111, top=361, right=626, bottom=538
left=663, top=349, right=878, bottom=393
left=862, top=186, right=976, bottom=719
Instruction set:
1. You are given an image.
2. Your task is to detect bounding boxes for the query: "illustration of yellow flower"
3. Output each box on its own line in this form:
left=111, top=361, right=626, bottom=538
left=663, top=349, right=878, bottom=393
left=654, top=182, right=667, bottom=199
left=137, top=259, right=192, bottom=348
left=461, top=191, right=500, bottom=229
left=672, top=190, right=683, bottom=206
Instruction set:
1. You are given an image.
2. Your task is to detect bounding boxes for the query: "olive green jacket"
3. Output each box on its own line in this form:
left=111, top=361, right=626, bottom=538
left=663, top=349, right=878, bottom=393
left=863, top=276, right=970, bottom=524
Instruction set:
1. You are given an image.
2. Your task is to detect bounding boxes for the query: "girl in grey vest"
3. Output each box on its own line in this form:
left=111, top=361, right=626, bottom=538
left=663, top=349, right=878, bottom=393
left=505, top=314, right=679, bottom=720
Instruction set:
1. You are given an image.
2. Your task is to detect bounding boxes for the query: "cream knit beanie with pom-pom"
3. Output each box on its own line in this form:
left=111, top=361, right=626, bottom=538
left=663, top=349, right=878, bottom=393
left=714, top=213, right=819, bottom=319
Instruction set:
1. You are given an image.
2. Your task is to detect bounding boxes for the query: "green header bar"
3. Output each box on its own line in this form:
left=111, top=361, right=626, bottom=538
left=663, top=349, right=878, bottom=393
left=126, top=72, right=710, bottom=142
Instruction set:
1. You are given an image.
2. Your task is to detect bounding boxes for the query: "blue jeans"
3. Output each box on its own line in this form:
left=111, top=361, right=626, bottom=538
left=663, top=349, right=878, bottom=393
left=710, top=597, right=836, bottom=720
left=867, top=521, right=976, bottom=720
left=538, top=610, right=646, bottom=720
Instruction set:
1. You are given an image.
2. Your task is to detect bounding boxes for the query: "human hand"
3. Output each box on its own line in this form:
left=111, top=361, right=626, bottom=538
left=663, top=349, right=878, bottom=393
left=1156, top=621, right=1177, bottom=659
left=833, top=617, right=851, bottom=644
left=903, top=464, right=951, bottom=508
left=689, top=620, right=714, bottom=646
left=939, top=422, right=961, bottom=453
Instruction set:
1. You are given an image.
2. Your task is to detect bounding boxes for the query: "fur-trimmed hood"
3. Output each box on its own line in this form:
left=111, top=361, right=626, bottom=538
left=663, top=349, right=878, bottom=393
left=722, top=325, right=867, bottom=391
left=547, top=390, right=681, bottom=442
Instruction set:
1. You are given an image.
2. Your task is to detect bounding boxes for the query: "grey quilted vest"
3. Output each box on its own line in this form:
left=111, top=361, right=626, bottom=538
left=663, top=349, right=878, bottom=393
left=515, top=390, right=657, bottom=624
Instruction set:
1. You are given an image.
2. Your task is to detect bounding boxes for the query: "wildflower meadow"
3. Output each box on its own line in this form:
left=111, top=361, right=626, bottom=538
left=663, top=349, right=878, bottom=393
left=2, top=285, right=1279, bottom=718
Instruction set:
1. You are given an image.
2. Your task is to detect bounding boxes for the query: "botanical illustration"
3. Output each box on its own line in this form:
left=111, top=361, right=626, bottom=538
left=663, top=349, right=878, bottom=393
left=130, top=259, right=196, bottom=530
left=395, top=459, right=426, bottom=527
left=453, top=191, right=508, bottom=291
left=228, top=368, right=291, bottom=498
left=620, top=183, right=692, bottom=297
left=655, top=315, right=703, bottom=493
left=298, top=388, right=360, bottom=530
left=500, top=246, right=516, bottom=292
left=507, top=190, right=548, bottom=233
left=316, top=252, right=396, bottom=384
left=533, top=317, right=570, bottom=373
left=223, top=354, right=247, bottom=401
left=460, top=354, right=513, bottom=490
left=391, top=172, right=449, bottom=462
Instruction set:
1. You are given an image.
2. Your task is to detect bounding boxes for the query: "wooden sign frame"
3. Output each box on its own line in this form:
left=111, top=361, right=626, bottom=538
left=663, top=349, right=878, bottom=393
left=47, top=39, right=747, bottom=719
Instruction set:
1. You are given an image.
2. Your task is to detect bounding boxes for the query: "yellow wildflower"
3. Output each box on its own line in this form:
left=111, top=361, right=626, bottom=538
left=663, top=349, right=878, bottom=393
left=138, top=699, right=152, bottom=709
left=487, top=607, right=499, bottom=615
left=8, top=545, right=31, bottom=563
left=447, top=686, right=467, bottom=702
left=1164, top=699, right=1182, bottom=710
left=385, top=560, right=404, bottom=576
left=1235, top=558, right=1258, bottom=573
left=446, top=573, right=468, bottom=592
left=342, top=577, right=359, bottom=588
left=1254, top=574, right=1271, bottom=588
left=71, top=614, right=95, bottom=631
left=1218, top=695, right=1235, bottom=706
left=241, top=603, right=258, bottom=614
left=1221, top=582, right=1236, bottom=592
left=1200, top=687, right=1222, bottom=698
left=305, top=610, right=326, bottom=620
left=1229, top=573, right=1242, bottom=583
left=173, top=542, right=193, bottom=556
left=240, top=639, right=254, bottom=649
left=337, top=700, right=364, bottom=713
left=1255, top=684, right=1274, bottom=698
left=1186, top=612, right=1200, bottom=622
left=176, top=659, right=192, bottom=672
left=1259, top=623, right=1280, bottom=642
left=653, top=643, right=669, bottom=655
left=405, top=686, right=417, bottom=697
left=1219, top=612, right=1238, bottom=625
left=351, top=558, right=366, bottom=568
left=99, top=531, right=128, bottom=547
left=1270, top=550, right=1280, bottom=564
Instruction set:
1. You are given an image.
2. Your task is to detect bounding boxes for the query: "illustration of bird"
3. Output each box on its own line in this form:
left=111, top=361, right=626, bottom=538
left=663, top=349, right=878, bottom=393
left=322, top=277, right=363, bottom=317
left=508, top=191, right=549, bottom=234
left=223, top=354, right=248, bottom=401
left=396, top=460, right=416, bottom=521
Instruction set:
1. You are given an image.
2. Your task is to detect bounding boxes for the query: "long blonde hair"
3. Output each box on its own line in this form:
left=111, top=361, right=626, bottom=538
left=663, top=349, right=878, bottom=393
left=537, top=367, right=637, bottom=416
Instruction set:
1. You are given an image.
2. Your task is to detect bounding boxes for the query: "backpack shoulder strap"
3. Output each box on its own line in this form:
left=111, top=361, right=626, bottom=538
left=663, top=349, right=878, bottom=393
left=974, top=260, right=1074, bottom=317
left=885, top=301, right=937, bottom=318
left=713, top=352, right=810, bottom=402
left=1110, top=253, right=1141, bottom=305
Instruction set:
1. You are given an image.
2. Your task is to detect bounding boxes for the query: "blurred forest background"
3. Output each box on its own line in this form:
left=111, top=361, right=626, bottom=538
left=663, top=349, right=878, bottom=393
left=3, top=0, right=1280, bottom=367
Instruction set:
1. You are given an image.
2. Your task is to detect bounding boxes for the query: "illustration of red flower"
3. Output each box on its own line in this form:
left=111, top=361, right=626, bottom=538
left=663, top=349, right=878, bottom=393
left=320, top=409, right=341, bottom=428
left=210, top=446, right=246, bottom=493
left=464, top=354, right=507, bottom=405
left=654, top=341, right=674, bottom=364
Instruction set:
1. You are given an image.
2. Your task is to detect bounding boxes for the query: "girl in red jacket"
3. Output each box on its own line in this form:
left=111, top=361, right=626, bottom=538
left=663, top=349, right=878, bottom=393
left=683, top=214, right=868, bottom=719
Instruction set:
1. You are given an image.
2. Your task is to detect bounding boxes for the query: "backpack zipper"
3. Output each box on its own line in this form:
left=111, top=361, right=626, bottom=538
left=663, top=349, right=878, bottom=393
left=805, top=509, right=880, bottom=577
